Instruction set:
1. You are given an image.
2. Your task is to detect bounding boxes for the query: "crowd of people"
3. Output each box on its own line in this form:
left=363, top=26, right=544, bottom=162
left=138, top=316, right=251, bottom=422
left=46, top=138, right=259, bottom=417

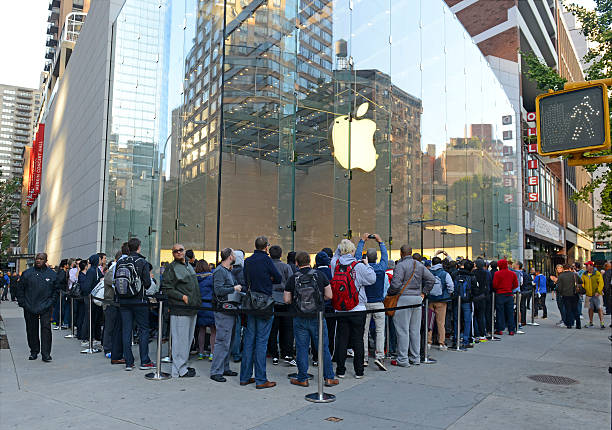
left=8, top=234, right=612, bottom=389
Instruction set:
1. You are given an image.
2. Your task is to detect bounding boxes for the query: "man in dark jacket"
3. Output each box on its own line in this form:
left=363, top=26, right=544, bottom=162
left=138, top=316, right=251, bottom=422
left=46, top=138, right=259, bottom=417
left=162, top=243, right=201, bottom=378
left=240, top=236, right=282, bottom=389
left=315, top=250, right=336, bottom=358
left=79, top=254, right=103, bottom=343
left=452, top=260, right=478, bottom=350
left=519, top=263, right=533, bottom=327
left=473, top=259, right=491, bottom=341
left=16, top=253, right=58, bottom=361
left=52, top=260, right=69, bottom=328
left=117, top=238, right=154, bottom=371
left=267, top=245, right=295, bottom=365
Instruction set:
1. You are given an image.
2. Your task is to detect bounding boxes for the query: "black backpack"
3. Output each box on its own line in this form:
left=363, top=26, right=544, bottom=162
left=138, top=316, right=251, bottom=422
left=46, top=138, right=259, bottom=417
left=113, top=256, right=143, bottom=298
left=293, top=270, right=322, bottom=314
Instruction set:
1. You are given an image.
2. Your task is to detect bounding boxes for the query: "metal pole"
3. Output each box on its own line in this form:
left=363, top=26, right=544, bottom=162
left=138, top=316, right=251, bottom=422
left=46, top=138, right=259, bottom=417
left=490, top=292, right=500, bottom=341
left=515, top=292, right=524, bottom=334
left=527, top=291, right=539, bottom=326
left=162, top=315, right=172, bottom=363
left=385, top=315, right=390, bottom=358
left=53, top=291, right=62, bottom=330
left=422, top=298, right=435, bottom=363
left=81, top=295, right=101, bottom=353
left=305, top=310, right=335, bottom=403
left=65, top=297, right=76, bottom=338
left=145, top=300, right=170, bottom=380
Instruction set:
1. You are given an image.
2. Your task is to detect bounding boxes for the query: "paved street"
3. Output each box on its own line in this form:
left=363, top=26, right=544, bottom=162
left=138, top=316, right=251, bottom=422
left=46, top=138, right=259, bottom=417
left=1, top=298, right=610, bottom=430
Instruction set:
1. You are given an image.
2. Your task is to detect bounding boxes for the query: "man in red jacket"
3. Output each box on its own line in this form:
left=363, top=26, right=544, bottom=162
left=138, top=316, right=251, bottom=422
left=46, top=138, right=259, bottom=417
left=492, top=259, right=518, bottom=335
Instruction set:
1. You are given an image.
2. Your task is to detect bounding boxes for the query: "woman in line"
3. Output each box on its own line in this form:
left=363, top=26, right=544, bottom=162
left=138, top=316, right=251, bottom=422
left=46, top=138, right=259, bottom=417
left=196, top=260, right=215, bottom=361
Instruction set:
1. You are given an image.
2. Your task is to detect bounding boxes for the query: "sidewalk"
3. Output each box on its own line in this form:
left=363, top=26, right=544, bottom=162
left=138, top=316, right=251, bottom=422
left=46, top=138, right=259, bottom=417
left=1, top=297, right=610, bottom=430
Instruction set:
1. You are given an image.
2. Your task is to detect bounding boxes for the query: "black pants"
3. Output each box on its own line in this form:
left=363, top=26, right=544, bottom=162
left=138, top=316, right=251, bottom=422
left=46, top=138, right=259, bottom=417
left=484, top=295, right=492, bottom=335
left=335, top=313, right=366, bottom=376
left=326, top=317, right=336, bottom=358
left=267, top=304, right=294, bottom=359
left=473, top=299, right=487, bottom=337
left=520, top=292, right=531, bottom=325
left=103, top=306, right=123, bottom=357
left=1, top=286, right=8, bottom=300
left=80, top=297, right=103, bottom=341
left=536, top=293, right=547, bottom=318
left=562, top=296, right=580, bottom=328
left=24, top=309, right=52, bottom=358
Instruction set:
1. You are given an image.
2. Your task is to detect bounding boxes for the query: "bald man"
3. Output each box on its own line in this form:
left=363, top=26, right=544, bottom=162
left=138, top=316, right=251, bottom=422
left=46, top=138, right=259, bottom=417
left=16, top=253, right=58, bottom=361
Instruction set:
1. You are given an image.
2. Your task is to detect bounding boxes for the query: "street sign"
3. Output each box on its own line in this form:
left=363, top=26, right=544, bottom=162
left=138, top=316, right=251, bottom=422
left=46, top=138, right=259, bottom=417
left=536, top=82, right=610, bottom=156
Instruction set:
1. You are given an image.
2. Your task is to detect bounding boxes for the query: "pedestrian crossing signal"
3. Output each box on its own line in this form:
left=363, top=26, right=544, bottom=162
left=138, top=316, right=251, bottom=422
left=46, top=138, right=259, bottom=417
left=535, top=82, right=610, bottom=156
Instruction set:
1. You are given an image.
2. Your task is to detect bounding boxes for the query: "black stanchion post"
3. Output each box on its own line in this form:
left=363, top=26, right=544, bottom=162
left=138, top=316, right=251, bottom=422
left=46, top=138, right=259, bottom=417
left=81, top=295, right=101, bottom=354
left=452, top=295, right=465, bottom=352
left=527, top=291, right=539, bottom=326
left=162, top=315, right=172, bottom=363
left=490, top=292, right=500, bottom=341
left=145, top=300, right=170, bottom=380
left=65, top=297, right=76, bottom=338
left=385, top=315, right=390, bottom=358
left=305, top=310, right=335, bottom=403
left=53, top=291, right=62, bottom=330
left=422, top=298, right=435, bottom=364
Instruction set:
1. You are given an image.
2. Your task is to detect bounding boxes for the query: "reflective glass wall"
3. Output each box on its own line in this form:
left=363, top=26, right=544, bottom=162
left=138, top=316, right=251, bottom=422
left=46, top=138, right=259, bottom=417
left=106, top=0, right=522, bottom=267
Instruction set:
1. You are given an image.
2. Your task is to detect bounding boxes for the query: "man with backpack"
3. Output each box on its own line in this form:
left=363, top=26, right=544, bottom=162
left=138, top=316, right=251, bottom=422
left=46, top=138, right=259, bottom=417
left=115, top=238, right=154, bottom=371
left=355, top=233, right=388, bottom=371
left=330, top=239, right=376, bottom=378
left=284, top=251, right=339, bottom=388
left=427, top=256, right=454, bottom=350
left=388, top=245, right=435, bottom=367
left=161, top=243, right=201, bottom=378
left=451, top=260, right=477, bottom=350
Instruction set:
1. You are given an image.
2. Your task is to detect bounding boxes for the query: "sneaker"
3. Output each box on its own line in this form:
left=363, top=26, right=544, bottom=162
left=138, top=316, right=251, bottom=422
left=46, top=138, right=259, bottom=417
left=390, top=359, right=409, bottom=367
left=286, top=359, right=297, bottom=367
left=208, top=354, right=213, bottom=362
left=105, top=352, right=111, bottom=359
left=347, top=349, right=354, bottom=358
left=479, top=337, right=487, bottom=342
left=409, top=359, right=420, bottom=365
left=125, top=365, right=134, bottom=371
left=81, top=341, right=89, bottom=347
left=494, top=331, right=503, bottom=336
left=355, top=374, right=364, bottom=379
left=336, top=372, right=346, bottom=378
left=139, top=362, right=155, bottom=370
left=180, top=368, right=196, bottom=378
left=508, top=331, right=515, bottom=336
left=364, top=360, right=369, bottom=367
left=601, top=324, right=606, bottom=330
left=474, top=338, right=480, bottom=344
left=467, top=343, right=474, bottom=348
left=438, top=344, right=448, bottom=351
left=272, top=357, right=279, bottom=365
left=210, top=374, right=226, bottom=383
left=198, top=353, right=206, bottom=360
left=312, top=361, right=318, bottom=367
left=373, top=358, right=387, bottom=371
left=588, top=322, right=594, bottom=327
left=458, top=344, right=468, bottom=351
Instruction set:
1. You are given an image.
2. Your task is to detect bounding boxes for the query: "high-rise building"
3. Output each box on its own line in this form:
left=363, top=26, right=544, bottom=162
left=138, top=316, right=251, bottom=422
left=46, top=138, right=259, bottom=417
left=0, top=84, right=40, bottom=249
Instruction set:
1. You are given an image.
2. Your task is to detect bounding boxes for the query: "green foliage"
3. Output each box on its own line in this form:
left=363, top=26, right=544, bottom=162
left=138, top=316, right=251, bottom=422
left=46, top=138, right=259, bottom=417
left=0, top=176, right=23, bottom=256
left=521, top=51, right=567, bottom=91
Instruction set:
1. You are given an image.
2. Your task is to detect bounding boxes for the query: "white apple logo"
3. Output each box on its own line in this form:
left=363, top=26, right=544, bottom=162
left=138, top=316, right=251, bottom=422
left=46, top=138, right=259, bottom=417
left=331, top=102, right=378, bottom=172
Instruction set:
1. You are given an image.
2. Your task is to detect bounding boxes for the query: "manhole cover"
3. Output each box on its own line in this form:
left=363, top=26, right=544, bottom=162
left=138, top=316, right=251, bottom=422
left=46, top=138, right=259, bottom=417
left=527, top=375, right=578, bottom=385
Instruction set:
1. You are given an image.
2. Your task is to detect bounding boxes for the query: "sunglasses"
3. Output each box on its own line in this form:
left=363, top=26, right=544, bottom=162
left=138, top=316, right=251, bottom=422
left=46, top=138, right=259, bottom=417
left=173, top=248, right=185, bottom=253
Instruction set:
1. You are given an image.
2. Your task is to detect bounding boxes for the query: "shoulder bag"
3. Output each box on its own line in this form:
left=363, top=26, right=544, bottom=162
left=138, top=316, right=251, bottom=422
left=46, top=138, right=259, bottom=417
left=384, top=260, right=417, bottom=317
left=241, top=270, right=274, bottom=315
left=574, top=273, right=586, bottom=295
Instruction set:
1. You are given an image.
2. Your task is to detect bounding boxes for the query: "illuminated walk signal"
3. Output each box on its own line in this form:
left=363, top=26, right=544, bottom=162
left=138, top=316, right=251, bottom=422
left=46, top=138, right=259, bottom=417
left=535, top=82, right=610, bottom=156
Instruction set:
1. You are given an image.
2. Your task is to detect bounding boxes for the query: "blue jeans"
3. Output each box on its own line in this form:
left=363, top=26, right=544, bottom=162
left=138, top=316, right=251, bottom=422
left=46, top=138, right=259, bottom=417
left=240, top=315, right=273, bottom=385
left=231, top=315, right=242, bottom=361
left=556, top=293, right=566, bottom=322
left=294, top=316, right=334, bottom=382
left=453, top=301, right=473, bottom=344
left=495, top=294, right=515, bottom=332
left=119, top=305, right=151, bottom=367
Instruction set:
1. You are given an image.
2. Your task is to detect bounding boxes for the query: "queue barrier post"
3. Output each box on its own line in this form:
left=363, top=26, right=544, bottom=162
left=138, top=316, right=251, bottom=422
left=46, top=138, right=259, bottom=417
left=527, top=291, right=539, bottom=326
left=53, top=291, right=62, bottom=330
left=145, top=300, right=171, bottom=380
left=161, top=315, right=172, bottom=363
left=452, top=295, right=465, bottom=352
left=422, top=298, right=435, bottom=364
left=65, top=297, right=76, bottom=338
left=305, top=310, right=335, bottom=403
left=490, top=292, right=500, bottom=341
left=81, top=295, right=101, bottom=354
left=515, top=292, right=524, bottom=334
left=385, top=315, right=391, bottom=359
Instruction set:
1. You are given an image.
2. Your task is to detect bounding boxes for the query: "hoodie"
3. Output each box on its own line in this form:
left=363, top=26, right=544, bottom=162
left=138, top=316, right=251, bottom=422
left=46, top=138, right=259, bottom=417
left=231, top=250, right=246, bottom=286
left=492, top=259, right=518, bottom=296
left=473, top=259, right=492, bottom=299
left=81, top=254, right=101, bottom=296
left=331, top=247, right=376, bottom=311
left=315, top=251, right=332, bottom=281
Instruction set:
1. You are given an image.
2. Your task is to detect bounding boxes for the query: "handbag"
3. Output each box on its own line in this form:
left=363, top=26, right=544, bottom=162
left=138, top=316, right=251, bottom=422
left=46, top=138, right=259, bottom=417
left=241, top=271, right=274, bottom=315
left=91, top=279, right=105, bottom=306
left=383, top=260, right=417, bottom=317
left=574, top=274, right=586, bottom=295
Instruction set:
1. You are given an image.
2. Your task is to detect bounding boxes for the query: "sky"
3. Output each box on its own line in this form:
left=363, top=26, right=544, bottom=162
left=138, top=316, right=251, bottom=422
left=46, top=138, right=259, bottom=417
left=0, top=0, right=598, bottom=90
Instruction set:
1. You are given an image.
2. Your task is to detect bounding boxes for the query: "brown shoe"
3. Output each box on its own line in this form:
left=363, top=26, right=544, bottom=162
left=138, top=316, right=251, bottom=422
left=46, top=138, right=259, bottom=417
left=111, top=359, right=126, bottom=365
left=240, top=378, right=255, bottom=386
left=290, top=378, right=309, bottom=387
left=255, top=380, right=277, bottom=389
left=325, top=378, right=339, bottom=387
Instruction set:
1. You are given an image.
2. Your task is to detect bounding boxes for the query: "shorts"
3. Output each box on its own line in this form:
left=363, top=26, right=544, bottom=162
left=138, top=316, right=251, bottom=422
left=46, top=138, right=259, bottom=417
left=587, top=295, right=602, bottom=311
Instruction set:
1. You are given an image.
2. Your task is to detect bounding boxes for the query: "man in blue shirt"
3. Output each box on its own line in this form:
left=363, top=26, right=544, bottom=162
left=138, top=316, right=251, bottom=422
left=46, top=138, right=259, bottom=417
left=355, top=233, right=388, bottom=371
left=533, top=269, right=547, bottom=319
left=240, top=236, right=282, bottom=389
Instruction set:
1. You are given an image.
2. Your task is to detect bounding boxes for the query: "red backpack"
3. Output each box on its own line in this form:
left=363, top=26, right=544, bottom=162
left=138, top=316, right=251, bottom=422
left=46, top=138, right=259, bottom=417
left=331, top=261, right=361, bottom=311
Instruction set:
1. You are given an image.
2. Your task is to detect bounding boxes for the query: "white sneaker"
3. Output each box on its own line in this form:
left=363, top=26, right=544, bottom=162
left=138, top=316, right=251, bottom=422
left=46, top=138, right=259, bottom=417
left=347, top=349, right=354, bottom=357
left=364, top=360, right=369, bottom=367
left=355, top=374, right=364, bottom=379
left=438, top=344, right=448, bottom=351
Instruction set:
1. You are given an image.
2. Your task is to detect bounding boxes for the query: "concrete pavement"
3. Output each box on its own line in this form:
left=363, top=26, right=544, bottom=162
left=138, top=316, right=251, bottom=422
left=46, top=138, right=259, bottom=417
left=1, top=297, right=610, bottom=430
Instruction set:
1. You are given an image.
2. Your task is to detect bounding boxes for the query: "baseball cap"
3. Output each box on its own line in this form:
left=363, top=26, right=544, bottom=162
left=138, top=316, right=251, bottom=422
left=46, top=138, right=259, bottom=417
left=585, top=261, right=595, bottom=266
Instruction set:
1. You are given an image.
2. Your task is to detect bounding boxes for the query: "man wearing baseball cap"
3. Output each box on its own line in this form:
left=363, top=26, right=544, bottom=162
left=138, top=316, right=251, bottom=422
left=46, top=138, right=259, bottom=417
left=581, top=261, right=605, bottom=329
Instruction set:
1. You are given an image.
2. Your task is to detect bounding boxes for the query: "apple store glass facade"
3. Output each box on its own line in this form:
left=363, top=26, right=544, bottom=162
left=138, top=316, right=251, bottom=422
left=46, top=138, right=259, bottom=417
left=105, top=0, right=522, bottom=269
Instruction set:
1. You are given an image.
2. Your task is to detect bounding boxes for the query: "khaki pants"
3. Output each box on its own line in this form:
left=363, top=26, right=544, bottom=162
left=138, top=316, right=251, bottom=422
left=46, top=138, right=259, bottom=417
left=427, top=301, right=447, bottom=346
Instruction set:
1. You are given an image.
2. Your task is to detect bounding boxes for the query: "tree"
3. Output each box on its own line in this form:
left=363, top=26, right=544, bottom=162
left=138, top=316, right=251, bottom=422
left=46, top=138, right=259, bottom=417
left=0, top=176, right=23, bottom=256
left=522, top=1, right=612, bottom=240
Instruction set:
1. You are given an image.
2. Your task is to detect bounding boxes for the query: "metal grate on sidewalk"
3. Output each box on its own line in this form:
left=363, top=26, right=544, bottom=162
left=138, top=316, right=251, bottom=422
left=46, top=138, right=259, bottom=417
left=527, top=374, right=578, bottom=385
